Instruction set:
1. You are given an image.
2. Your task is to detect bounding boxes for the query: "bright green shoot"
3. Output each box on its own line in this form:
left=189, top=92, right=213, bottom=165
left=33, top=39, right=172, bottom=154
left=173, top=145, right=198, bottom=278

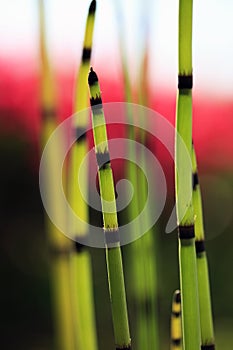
left=192, top=145, right=215, bottom=349
left=113, top=4, right=159, bottom=348
left=175, top=0, right=201, bottom=349
left=88, top=68, right=131, bottom=350
left=68, top=1, right=98, bottom=350
left=69, top=0, right=97, bottom=238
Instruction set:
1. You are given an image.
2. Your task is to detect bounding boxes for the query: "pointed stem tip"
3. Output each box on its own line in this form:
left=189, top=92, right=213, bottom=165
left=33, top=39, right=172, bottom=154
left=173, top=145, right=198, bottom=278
left=89, top=0, right=96, bottom=15
left=88, top=67, right=98, bottom=86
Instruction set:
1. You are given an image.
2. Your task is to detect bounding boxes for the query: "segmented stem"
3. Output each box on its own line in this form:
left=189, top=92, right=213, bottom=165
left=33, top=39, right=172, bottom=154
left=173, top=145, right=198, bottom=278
left=192, top=145, right=215, bottom=349
left=88, top=68, right=131, bottom=350
left=175, top=1, right=201, bottom=349
left=68, top=2, right=98, bottom=350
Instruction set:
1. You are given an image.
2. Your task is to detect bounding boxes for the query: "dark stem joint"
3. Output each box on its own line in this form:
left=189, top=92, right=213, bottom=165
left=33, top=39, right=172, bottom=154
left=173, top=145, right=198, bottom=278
left=82, top=48, right=91, bottom=62
left=178, top=74, right=193, bottom=89
left=90, top=97, right=103, bottom=113
left=171, top=338, right=181, bottom=346
left=105, top=229, right=120, bottom=247
left=178, top=225, right=195, bottom=239
left=96, top=151, right=111, bottom=170
left=75, top=127, right=87, bottom=142
left=116, top=346, right=131, bottom=350
left=172, top=311, right=181, bottom=318
left=75, top=241, right=86, bottom=253
left=195, top=240, right=205, bottom=254
left=192, top=172, right=199, bottom=190
left=201, top=345, right=215, bottom=350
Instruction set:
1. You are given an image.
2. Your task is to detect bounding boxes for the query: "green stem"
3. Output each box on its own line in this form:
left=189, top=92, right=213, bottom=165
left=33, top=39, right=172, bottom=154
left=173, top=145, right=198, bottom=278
left=42, top=121, right=76, bottom=350
left=106, top=247, right=132, bottom=348
left=38, top=2, right=76, bottom=348
left=68, top=2, right=98, bottom=350
left=192, top=146, right=215, bottom=349
left=175, top=1, right=201, bottom=349
left=49, top=234, right=76, bottom=350
left=70, top=248, right=98, bottom=350
left=88, top=68, right=131, bottom=350
left=114, top=6, right=159, bottom=346
left=136, top=52, right=159, bottom=349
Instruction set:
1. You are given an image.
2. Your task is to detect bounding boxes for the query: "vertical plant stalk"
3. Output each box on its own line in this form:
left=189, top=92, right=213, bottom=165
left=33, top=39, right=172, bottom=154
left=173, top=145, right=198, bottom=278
left=192, top=145, right=215, bottom=349
left=88, top=68, right=131, bottom=350
left=68, top=1, right=98, bottom=350
left=113, top=6, right=142, bottom=349
left=175, top=0, right=201, bottom=349
left=133, top=43, right=159, bottom=350
left=170, top=290, right=182, bottom=350
left=114, top=4, right=159, bottom=349
left=38, top=1, right=76, bottom=349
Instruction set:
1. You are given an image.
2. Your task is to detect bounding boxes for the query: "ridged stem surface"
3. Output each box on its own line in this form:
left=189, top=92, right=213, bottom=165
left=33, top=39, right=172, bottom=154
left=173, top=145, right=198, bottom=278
left=68, top=2, right=98, bottom=350
left=88, top=68, right=131, bottom=350
left=192, top=146, right=215, bottom=349
left=175, top=1, right=201, bottom=349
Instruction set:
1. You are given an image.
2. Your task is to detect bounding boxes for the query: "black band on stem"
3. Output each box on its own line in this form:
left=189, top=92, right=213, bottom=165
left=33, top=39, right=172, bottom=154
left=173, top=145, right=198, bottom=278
left=201, top=345, right=215, bottom=350
left=96, top=151, right=111, bottom=170
left=116, top=346, right=131, bottom=350
left=90, top=96, right=102, bottom=108
left=105, top=229, right=120, bottom=247
left=82, top=48, right=91, bottom=62
left=76, top=127, right=87, bottom=142
left=178, top=74, right=193, bottom=89
left=193, top=172, right=199, bottom=190
left=171, top=339, right=181, bottom=346
left=75, top=241, right=86, bottom=253
left=172, top=311, right=181, bottom=318
left=178, top=225, right=195, bottom=239
left=195, top=240, right=205, bottom=254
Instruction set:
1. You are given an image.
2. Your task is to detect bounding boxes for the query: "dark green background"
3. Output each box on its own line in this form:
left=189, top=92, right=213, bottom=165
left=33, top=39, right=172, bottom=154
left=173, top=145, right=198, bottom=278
left=0, top=134, right=232, bottom=349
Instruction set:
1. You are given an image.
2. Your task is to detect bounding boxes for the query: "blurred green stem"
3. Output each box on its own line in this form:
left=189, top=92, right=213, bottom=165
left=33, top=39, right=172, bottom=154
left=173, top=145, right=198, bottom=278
left=175, top=1, right=201, bottom=349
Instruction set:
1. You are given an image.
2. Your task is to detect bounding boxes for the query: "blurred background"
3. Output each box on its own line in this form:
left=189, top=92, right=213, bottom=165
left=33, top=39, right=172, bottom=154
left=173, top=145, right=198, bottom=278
left=0, top=0, right=232, bottom=349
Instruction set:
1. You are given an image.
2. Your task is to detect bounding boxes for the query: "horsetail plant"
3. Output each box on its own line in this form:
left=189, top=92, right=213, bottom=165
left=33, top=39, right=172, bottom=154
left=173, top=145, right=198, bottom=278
left=116, top=17, right=148, bottom=349
left=170, top=290, right=182, bottom=350
left=136, top=43, right=159, bottom=350
left=137, top=75, right=159, bottom=349
left=192, top=145, right=215, bottom=349
left=38, top=1, right=76, bottom=349
left=113, top=4, right=159, bottom=349
left=68, top=1, right=98, bottom=350
left=69, top=1, right=96, bottom=238
left=88, top=67, right=131, bottom=350
left=175, top=0, right=201, bottom=349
